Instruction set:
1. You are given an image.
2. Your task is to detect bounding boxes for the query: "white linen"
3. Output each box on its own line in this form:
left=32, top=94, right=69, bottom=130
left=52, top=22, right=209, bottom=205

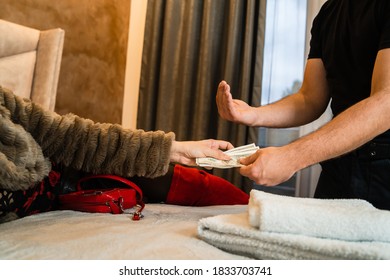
left=0, top=204, right=249, bottom=260
left=198, top=212, right=390, bottom=260
left=198, top=190, right=390, bottom=260
left=248, top=190, right=390, bottom=242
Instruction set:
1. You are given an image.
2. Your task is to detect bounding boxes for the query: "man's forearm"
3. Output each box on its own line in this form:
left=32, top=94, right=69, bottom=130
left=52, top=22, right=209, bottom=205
left=286, top=91, right=390, bottom=172
left=253, top=59, right=330, bottom=128
left=253, top=91, right=328, bottom=128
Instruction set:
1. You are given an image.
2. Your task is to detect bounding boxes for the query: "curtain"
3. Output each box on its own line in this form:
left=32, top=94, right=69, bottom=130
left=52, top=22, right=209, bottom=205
left=137, top=0, right=266, bottom=189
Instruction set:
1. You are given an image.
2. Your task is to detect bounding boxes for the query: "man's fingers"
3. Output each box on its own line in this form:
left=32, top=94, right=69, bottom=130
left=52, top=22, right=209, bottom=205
left=217, top=81, right=234, bottom=119
left=239, top=151, right=259, bottom=165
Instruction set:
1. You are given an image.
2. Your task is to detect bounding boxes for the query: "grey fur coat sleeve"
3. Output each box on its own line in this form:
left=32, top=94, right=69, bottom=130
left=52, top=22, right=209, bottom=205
left=1, top=87, right=175, bottom=178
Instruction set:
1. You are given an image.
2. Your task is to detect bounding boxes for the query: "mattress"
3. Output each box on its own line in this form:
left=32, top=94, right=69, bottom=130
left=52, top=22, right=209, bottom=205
left=0, top=203, right=250, bottom=260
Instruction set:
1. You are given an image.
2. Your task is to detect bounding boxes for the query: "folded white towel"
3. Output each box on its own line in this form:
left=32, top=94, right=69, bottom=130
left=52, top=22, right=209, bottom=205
left=248, top=190, right=390, bottom=242
left=198, top=212, right=390, bottom=260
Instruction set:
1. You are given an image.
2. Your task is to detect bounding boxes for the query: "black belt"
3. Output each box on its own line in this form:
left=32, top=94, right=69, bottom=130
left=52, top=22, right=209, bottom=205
left=354, top=142, right=390, bottom=160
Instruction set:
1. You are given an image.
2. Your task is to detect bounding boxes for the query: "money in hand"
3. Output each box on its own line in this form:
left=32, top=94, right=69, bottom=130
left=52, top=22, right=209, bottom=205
left=196, top=143, right=259, bottom=169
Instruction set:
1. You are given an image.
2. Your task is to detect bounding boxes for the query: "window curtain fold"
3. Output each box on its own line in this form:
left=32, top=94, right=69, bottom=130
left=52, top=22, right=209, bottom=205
left=137, top=0, right=266, bottom=189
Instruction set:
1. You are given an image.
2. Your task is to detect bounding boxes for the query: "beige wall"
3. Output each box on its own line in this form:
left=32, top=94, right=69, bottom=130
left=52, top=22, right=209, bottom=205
left=0, top=0, right=130, bottom=124
left=122, top=0, right=147, bottom=129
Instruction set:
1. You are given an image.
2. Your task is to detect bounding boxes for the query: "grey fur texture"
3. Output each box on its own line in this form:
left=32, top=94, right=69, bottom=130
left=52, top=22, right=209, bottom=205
left=0, top=96, right=51, bottom=191
left=0, top=86, right=175, bottom=191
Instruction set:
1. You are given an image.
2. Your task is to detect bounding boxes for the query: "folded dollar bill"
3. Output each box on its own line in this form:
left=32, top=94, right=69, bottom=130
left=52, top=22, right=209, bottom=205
left=196, top=143, right=259, bottom=169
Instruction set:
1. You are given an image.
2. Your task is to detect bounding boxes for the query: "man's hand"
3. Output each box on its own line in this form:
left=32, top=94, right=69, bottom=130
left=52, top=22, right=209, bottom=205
left=239, top=146, right=298, bottom=186
left=216, top=80, right=257, bottom=126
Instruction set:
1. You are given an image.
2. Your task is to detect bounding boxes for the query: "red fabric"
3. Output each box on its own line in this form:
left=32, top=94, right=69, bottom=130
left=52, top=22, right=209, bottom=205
left=166, top=165, right=249, bottom=206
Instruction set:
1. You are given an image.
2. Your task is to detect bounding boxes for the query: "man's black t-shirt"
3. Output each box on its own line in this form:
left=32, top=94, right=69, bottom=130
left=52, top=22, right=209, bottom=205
left=308, top=0, right=390, bottom=140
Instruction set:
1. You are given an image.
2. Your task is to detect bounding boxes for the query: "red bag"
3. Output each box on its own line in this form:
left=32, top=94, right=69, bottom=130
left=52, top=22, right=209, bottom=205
left=58, top=174, right=144, bottom=220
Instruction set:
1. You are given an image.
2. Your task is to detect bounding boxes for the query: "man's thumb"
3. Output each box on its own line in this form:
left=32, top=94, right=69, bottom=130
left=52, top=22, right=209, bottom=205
left=239, top=151, right=259, bottom=165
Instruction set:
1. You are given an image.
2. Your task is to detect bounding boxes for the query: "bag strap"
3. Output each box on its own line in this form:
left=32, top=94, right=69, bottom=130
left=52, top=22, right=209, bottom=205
left=77, top=174, right=142, bottom=197
left=77, top=174, right=145, bottom=220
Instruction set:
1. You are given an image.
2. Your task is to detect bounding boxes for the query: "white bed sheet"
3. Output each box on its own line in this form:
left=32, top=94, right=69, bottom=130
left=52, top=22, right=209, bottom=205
left=0, top=204, right=250, bottom=260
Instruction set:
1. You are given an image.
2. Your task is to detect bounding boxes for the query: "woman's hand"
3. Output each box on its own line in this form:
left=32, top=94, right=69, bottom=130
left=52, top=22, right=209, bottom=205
left=170, top=139, right=234, bottom=166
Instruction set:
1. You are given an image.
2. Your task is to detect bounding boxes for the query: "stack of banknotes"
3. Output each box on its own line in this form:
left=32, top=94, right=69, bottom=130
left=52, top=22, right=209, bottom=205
left=196, top=143, right=260, bottom=169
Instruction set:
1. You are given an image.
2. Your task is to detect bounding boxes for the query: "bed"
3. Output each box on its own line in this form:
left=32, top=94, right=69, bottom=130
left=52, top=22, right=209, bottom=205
left=1, top=19, right=389, bottom=263
left=0, top=20, right=248, bottom=260
left=2, top=189, right=390, bottom=261
left=0, top=203, right=250, bottom=260
left=0, top=20, right=249, bottom=261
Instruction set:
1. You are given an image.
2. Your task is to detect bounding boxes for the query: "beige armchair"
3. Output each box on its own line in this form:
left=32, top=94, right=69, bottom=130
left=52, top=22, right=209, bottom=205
left=0, top=19, right=64, bottom=111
